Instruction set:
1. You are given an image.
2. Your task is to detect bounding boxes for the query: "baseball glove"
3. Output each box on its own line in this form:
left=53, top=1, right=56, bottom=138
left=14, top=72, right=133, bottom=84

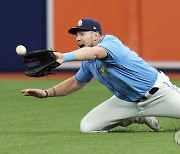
left=23, top=50, right=60, bottom=77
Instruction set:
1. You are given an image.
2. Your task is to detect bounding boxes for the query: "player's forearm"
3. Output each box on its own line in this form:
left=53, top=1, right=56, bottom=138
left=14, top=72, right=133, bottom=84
left=70, top=47, right=98, bottom=61
left=67, top=46, right=107, bottom=61
left=61, top=47, right=96, bottom=64
left=46, top=76, right=85, bottom=97
left=54, top=47, right=107, bottom=64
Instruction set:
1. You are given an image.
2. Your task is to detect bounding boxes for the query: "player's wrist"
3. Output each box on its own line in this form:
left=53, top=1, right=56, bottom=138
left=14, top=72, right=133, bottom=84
left=63, top=52, right=75, bottom=62
left=44, top=90, right=48, bottom=99
left=44, top=88, right=56, bottom=98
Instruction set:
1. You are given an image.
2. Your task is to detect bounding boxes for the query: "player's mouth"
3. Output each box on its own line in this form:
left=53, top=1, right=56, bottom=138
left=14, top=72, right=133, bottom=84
left=78, top=44, right=85, bottom=48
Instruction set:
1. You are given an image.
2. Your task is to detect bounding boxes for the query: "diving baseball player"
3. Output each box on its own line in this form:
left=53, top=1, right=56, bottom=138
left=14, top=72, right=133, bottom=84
left=22, top=18, right=180, bottom=133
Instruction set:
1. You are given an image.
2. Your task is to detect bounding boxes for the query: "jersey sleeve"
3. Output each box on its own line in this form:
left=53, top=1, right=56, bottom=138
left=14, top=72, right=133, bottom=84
left=97, top=35, right=124, bottom=62
left=75, top=61, right=93, bottom=83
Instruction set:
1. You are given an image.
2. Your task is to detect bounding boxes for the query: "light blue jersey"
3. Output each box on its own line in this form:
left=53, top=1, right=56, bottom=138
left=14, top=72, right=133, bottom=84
left=75, top=35, right=158, bottom=102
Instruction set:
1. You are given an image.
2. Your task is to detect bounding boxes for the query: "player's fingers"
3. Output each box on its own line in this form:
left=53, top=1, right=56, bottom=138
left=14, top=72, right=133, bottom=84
left=21, top=89, right=46, bottom=98
left=21, top=89, right=38, bottom=95
left=53, top=52, right=64, bottom=64
left=21, top=89, right=32, bottom=93
left=53, top=52, right=63, bottom=59
left=21, top=89, right=28, bottom=92
left=21, top=89, right=32, bottom=96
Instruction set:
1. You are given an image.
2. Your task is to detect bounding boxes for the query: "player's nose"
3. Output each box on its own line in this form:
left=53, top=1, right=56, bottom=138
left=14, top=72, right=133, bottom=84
left=76, top=34, right=81, bottom=41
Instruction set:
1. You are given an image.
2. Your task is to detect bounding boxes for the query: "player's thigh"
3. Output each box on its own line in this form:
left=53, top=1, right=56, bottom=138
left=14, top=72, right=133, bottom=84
left=80, top=95, right=138, bottom=132
left=141, top=83, right=180, bottom=118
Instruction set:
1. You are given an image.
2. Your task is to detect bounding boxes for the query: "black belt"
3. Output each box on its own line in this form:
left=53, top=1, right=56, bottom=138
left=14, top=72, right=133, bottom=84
left=138, top=87, right=159, bottom=102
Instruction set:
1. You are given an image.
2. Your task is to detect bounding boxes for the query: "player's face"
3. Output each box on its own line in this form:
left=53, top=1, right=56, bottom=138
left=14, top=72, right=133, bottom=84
left=76, top=31, right=98, bottom=48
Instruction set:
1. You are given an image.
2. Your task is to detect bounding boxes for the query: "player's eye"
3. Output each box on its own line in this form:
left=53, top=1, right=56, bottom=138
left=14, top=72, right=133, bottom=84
left=79, top=32, right=85, bottom=36
left=76, top=32, right=85, bottom=38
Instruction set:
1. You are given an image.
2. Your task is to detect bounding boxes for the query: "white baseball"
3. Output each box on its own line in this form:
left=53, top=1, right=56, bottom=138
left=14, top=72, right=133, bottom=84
left=16, top=45, right=27, bottom=56
left=175, top=130, right=180, bottom=146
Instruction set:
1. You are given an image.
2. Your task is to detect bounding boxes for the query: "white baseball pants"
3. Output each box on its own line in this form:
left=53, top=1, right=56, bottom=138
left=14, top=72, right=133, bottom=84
left=80, top=72, right=180, bottom=132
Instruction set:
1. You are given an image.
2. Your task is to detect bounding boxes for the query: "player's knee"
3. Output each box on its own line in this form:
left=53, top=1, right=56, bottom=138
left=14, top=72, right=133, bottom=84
left=80, top=119, right=96, bottom=133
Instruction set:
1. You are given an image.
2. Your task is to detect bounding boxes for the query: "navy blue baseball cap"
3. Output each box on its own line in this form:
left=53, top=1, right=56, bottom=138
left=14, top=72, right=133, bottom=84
left=68, top=18, right=102, bottom=35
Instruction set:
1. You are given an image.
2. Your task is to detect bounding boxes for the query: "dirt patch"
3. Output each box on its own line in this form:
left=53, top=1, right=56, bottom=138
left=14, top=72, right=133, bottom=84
left=0, top=72, right=76, bottom=80
left=0, top=72, right=180, bottom=80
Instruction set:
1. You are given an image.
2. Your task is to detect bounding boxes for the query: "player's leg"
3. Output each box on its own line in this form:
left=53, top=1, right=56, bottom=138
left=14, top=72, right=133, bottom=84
left=101, top=117, right=160, bottom=132
left=139, top=73, right=180, bottom=118
left=80, top=96, right=160, bottom=133
left=80, top=95, right=138, bottom=133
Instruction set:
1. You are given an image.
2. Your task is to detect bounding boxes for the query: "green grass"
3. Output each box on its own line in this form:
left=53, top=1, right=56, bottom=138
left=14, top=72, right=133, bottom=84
left=0, top=78, right=180, bottom=153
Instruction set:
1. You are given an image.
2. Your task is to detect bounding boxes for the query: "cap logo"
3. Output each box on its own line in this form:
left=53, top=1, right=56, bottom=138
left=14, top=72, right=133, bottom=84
left=77, top=20, right=83, bottom=27
left=93, top=26, right=97, bottom=30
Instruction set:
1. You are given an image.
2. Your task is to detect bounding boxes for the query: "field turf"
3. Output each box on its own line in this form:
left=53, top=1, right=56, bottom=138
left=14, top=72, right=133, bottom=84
left=0, top=78, right=180, bottom=154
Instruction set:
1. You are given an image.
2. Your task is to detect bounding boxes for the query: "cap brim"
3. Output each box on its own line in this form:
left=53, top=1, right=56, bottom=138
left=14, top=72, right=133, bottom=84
left=68, top=27, right=90, bottom=35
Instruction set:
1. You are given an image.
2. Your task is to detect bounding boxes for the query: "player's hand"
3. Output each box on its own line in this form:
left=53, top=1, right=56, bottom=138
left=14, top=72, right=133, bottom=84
left=53, top=52, right=64, bottom=64
left=21, top=89, right=46, bottom=98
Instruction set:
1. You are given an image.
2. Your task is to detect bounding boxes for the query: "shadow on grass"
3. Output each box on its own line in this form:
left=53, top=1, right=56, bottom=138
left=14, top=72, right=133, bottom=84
left=109, top=129, right=178, bottom=133
left=108, top=125, right=180, bottom=133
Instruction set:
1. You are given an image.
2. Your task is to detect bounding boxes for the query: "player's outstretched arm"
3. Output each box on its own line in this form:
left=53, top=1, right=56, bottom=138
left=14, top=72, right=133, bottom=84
left=21, top=76, right=86, bottom=98
left=53, top=46, right=107, bottom=64
left=46, top=76, right=86, bottom=97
